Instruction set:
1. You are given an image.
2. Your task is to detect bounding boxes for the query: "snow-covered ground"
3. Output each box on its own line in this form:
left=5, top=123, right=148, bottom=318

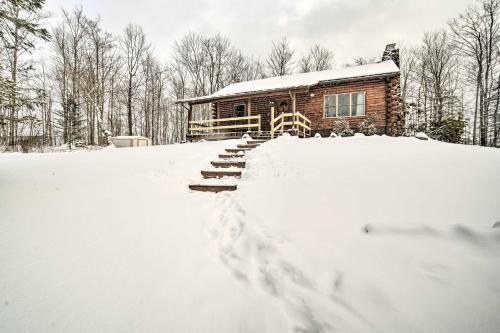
left=1, top=136, right=500, bottom=332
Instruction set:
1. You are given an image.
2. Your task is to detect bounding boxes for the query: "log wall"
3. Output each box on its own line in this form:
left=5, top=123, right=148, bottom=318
left=213, top=75, right=403, bottom=135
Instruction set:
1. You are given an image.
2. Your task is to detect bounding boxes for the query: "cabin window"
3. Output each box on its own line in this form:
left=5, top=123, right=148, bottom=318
left=234, top=104, right=246, bottom=117
left=323, top=92, right=365, bottom=118
left=338, top=93, right=350, bottom=117
left=324, top=95, right=337, bottom=117
left=351, top=92, right=365, bottom=116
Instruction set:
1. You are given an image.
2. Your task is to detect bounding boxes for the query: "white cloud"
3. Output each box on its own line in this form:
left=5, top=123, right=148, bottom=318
left=45, top=0, right=473, bottom=66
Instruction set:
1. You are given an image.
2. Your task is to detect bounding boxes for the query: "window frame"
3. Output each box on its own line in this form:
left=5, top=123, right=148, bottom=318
left=323, top=92, right=366, bottom=118
left=233, top=103, right=247, bottom=117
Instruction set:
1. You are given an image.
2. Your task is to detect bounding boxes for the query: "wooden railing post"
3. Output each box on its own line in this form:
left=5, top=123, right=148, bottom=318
left=270, top=107, right=275, bottom=138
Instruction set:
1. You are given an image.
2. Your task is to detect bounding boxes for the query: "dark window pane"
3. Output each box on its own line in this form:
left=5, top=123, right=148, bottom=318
left=234, top=104, right=246, bottom=117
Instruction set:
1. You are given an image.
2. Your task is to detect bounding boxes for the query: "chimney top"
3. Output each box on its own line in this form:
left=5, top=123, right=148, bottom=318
left=382, top=43, right=400, bottom=68
left=385, top=43, right=396, bottom=51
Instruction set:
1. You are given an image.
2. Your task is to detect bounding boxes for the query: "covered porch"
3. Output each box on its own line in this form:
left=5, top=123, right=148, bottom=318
left=177, top=90, right=312, bottom=141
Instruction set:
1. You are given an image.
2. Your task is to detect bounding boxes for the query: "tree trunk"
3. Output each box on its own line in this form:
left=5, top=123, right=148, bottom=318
left=9, top=4, right=20, bottom=147
left=127, top=77, right=133, bottom=135
left=473, top=80, right=480, bottom=145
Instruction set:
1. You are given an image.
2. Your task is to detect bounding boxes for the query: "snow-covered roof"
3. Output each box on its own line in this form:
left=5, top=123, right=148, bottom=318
left=177, top=60, right=399, bottom=104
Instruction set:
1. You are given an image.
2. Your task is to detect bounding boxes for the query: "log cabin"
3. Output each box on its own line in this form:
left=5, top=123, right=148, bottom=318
left=176, top=44, right=403, bottom=140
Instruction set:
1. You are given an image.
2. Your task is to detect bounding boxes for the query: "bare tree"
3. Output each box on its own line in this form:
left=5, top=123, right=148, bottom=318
left=266, top=37, right=295, bottom=76
left=243, top=58, right=267, bottom=81
left=120, top=23, right=148, bottom=135
left=299, top=44, right=334, bottom=72
left=421, top=31, right=459, bottom=123
left=450, top=0, right=500, bottom=146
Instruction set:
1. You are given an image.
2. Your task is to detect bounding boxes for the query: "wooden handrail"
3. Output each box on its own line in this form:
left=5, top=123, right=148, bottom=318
left=271, top=113, right=284, bottom=126
left=271, top=111, right=311, bottom=138
left=189, top=114, right=261, bottom=134
left=190, top=115, right=260, bottom=125
left=190, top=123, right=260, bottom=132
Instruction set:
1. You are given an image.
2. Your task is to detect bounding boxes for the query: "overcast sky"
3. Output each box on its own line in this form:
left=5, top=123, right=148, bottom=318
left=44, top=0, right=473, bottom=66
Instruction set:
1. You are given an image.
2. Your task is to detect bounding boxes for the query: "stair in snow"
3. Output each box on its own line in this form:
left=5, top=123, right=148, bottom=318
left=189, top=138, right=269, bottom=193
left=201, top=169, right=242, bottom=179
left=218, top=153, right=245, bottom=159
left=246, top=140, right=267, bottom=144
left=189, top=184, right=237, bottom=193
left=225, top=148, right=250, bottom=153
left=237, top=144, right=259, bottom=149
left=211, top=160, right=246, bottom=168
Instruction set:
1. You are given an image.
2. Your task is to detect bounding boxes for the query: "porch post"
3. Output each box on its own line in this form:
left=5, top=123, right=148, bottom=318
left=270, top=106, right=275, bottom=138
left=215, top=102, right=220, bottom=134
left=247, top=98, right=252, bottom=133
left=187, top=103, right=193, bottom=138
left=292, top=92, right=296, bottom=133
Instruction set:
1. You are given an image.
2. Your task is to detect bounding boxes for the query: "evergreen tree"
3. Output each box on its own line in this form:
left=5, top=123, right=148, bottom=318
left=0, top=0, right=50, bottom=145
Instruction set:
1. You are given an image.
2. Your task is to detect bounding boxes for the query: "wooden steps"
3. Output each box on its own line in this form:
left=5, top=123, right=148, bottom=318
left=225, top=148, right=250, bottom=153
left=189, top=137, right=268, bottom=193
left=247, top=140, right=267, bottom=144
left=211, top=160, right=246, bottom=168
left=189, top=184, right=237, bottom=192
left=218, top=153, right=244, bottom=159
left=237, top=144, right=259, bottom=149
left=201, top=170, right=242, bottom=179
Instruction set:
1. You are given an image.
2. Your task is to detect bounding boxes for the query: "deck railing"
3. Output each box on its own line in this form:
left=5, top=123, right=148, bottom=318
left=270, top=111, right=311, bottom=138
left=189, top=115, right=261, bottom=135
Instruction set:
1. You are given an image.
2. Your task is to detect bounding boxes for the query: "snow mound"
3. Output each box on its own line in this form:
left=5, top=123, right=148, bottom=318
left=1, top=136, right=500, bottom=332
left=415, top=132, right=429, bottom=140
left=314, top=133, right=322, bottom=138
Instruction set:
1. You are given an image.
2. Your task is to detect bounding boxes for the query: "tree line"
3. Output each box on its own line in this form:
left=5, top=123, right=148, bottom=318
left=0, top=0, right=499, bottom=150
left=401, top=0, right=500, bottom=146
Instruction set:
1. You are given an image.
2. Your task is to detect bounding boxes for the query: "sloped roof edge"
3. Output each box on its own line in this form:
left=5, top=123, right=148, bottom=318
left=176, top=60, right=399, bottom=104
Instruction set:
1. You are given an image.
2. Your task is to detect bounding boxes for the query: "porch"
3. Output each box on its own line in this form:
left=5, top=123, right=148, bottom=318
left=187, top=109, right=311, bottom=141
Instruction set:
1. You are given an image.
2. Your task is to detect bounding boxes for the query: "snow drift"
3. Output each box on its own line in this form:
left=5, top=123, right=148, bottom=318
left=1, top=136, right=499, bottom=332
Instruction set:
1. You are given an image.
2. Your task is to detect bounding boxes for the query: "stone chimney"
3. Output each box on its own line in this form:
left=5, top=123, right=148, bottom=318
left=382, top=43, right=400, bottom=68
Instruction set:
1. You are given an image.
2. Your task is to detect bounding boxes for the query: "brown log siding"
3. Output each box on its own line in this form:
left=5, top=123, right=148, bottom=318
left=300, top=79, right=387, bottom=132
left=214, top=76, right=396, bottom=133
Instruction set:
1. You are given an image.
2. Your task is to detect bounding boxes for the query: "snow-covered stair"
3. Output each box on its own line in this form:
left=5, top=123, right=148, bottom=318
left=189, top=182, right=237, bottom=193
left=225, top=148, right=251, bottom=154
left=189, top=138, right=267, bottom=193
left=211, top=160, right=246, bottom=168
left=218, top=153, right=245, bottom=159
left=201, top=169, right=242, bottom=179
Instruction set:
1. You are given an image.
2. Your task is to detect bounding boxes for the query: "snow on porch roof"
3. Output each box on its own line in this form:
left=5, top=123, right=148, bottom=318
left=176, top=60, right=399, bottom=104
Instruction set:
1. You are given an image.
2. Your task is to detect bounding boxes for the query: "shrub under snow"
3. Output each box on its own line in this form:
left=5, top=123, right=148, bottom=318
left=358, top=114, right=378, bottom=136
left=332, top=117, right=354, bottom=137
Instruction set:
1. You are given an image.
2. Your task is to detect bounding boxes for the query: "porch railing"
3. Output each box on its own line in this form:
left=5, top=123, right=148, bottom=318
left=270, top=111, right=312, bottom=138
left=189, top=115, right=261, bottom=134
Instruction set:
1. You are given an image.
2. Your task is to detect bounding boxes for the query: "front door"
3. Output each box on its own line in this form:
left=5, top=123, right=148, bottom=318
left=277, top=100, right=289, bottom=116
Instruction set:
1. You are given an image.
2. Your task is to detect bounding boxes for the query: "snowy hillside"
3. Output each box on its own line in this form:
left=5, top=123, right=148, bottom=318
left=1, top=136, right=500, bottom=332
